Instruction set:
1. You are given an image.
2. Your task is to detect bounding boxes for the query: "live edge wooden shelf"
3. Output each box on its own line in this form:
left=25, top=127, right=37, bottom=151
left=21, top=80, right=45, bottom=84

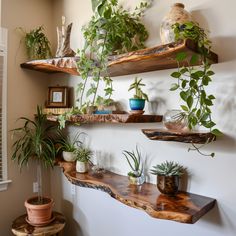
left=46, top=113, right=163, bottom=124
left=142, top=128, right=216, bottom=144
left=58, top=161, right=216, bottom=224
left=20, top=39, right=218, bottom=77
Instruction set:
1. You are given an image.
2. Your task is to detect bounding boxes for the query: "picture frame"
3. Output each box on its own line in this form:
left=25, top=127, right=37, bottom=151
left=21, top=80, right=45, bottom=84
left=47, top=86, right=69, bottom=108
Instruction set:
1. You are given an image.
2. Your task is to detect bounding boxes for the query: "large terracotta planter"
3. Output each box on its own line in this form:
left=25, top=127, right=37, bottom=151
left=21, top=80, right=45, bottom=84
left=25, top=196, right=54, bottom=226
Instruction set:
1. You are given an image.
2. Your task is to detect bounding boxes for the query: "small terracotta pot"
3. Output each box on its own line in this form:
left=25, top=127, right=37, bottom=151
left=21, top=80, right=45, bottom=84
left=25, top=196, right=54, bottom=226
left=157, top=175, right=179, bottom=195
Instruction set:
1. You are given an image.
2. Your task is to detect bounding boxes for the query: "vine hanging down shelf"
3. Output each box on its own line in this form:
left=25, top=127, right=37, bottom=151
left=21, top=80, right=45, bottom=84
left=20, top=39, right=218, bottom=77
left=58, top=160, right=216, bottom=224
left=142, top=128, right=216, bottom=144
left=47, top=113, right=163, bottom=124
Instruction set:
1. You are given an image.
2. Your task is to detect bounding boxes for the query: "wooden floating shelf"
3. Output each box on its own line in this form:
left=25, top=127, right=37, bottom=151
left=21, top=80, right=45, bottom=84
left=20, top=39, right=218, bottom=77
left=47, top=113, right=163, bottom=124
left=142, top=128, right=216, bottom=144
left=58, top=161, right=216, bottom=224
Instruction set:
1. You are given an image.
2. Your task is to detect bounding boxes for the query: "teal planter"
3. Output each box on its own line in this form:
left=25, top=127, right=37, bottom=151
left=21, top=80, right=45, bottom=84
left=129, top=98, right=145, bottom=110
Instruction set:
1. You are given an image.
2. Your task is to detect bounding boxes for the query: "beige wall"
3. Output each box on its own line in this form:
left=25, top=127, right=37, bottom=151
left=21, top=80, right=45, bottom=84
left=0, top=0, right=54, bottom=235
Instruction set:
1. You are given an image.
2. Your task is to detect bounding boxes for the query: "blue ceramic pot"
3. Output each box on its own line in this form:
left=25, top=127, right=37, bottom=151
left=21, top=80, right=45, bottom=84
left=129, top=98, right=145, bottom=110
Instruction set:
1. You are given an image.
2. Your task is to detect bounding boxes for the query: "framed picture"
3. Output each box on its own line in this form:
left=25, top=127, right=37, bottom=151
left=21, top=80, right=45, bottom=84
left=47, top=86, right=69, bottom=108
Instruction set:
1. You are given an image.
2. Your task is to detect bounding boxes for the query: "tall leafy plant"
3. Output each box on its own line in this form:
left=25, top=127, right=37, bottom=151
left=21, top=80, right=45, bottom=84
left=76, top=0, right=150, bottom=109
left=170, top=22, right=222, bottom=157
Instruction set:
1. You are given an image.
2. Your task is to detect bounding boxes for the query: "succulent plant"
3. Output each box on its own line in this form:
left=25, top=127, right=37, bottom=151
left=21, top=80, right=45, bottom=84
left=150, top=161, right=185, bottom=176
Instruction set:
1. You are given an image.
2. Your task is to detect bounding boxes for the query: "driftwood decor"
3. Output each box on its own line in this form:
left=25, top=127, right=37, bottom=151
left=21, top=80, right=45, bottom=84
left=58, top=161, right=216, bottom=224
left=142, top=129, right=216, bottom=144
left=20, top=39, right=218, bottom=76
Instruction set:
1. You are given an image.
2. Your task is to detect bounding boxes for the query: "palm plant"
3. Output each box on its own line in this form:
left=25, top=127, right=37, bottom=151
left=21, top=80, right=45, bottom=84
left=11, top=106, right=56, bottom=203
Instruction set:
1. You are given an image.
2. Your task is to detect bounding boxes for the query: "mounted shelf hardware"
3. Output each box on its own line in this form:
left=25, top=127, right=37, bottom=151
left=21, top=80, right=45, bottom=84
left=58, top=161, right=216, bottom=224
left=20, top=39, right=218, bottom=77
left=47, top=114, right=163, bottom=124
left=142, top=128, right=216, bottom=144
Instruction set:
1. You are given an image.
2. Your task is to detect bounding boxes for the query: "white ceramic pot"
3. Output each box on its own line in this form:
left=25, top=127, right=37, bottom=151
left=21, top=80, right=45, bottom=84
left=62, top=151, right=76, bottom=162
left=76, top=161, right=89, bottom=173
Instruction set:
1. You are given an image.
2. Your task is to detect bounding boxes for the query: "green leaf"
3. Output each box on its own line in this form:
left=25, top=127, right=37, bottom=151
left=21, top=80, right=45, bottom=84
left=189, top=80, right=196, bottom=87
left=181, top=80, right=187, bottom=88
left=181, top=105, right=189, bottom=112
left=176, top=52, right=187, bottom=62
left=104, top=7, right=112, bottom=19
left=208, top=95, right=216, bottom=100
left=207, top=70, right=215, bottom=76
left=205, top=99, right=213, bottom=106
left=211, top=129, right=223, bottom=136
left=171, top=72, right=181, bottom=78
left=203, top=121, right=216, bottom=128
left=180, top=68, right=188, bottom=74
left=187, top=96, right=193, bottom=109
left=190, top=54, right=199, bottom=64
left=170, top=83, right=179, bottom=91
left=180, top=91, right=188, bottom=101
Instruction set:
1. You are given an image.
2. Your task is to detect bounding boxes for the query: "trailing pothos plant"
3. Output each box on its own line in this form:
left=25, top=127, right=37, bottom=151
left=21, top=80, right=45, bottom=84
left=76, top=0, right=151, bottom=110
left=170, top=21, right=222, bottom=157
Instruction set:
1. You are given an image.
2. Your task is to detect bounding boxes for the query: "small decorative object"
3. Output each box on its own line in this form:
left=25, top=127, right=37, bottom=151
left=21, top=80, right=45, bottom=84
left=150, top=161, right=186, bottom=195
left=160, top=3, right=192, bottom=44
left=18, top=26, right=52, bottom=60
left=75, top=146, right=93, bottom=173
left=123, top=146, right=145, bottom=185
left=128, top=77, right=149, bottom=114
left=163, top=109, right=187, bottom=131
left=55, top=16, right=75, bottom=58
left=56, top=131, right=83, bottom=162
left=47, top=86, right=69, bottom=108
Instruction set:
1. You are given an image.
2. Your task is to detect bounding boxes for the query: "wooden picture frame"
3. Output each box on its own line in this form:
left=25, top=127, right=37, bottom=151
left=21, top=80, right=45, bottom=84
left=47, top=86, right=69, bottom=108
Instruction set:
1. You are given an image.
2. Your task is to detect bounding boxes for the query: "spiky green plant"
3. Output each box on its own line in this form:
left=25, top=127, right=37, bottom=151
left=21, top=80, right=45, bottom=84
left=128, top=77, right=149, bottom=101
left=150, top=161, right=185, bottom=176
left=123, top=146, right=143, bottom=177
left=75, top=146, right=93, bottom=163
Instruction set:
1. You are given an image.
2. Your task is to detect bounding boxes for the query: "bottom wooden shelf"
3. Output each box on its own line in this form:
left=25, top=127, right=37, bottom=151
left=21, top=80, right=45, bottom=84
left=58, top=161, right=216, bottom=224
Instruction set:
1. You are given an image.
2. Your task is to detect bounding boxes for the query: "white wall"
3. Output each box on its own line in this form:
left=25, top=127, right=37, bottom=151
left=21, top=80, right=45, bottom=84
left=0, top=0, right=54, bottom=235
left=50, top=0, right=236, bottom=236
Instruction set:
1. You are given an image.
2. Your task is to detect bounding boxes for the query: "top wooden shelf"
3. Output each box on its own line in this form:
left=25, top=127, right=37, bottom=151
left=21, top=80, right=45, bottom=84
left=20, top=39, right=218, bottom=77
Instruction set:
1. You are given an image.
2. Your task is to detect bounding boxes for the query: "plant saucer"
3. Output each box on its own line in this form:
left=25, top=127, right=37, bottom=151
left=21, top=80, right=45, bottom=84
left=25, top=214, right=55, bottom=227
left=129, top=110, right=144, bottom=115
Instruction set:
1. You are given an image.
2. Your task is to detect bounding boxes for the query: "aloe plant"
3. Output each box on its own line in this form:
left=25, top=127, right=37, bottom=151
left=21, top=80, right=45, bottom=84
left=123, top=146, right=143, bottom=177
left=150, top=161, right=185, bottom=176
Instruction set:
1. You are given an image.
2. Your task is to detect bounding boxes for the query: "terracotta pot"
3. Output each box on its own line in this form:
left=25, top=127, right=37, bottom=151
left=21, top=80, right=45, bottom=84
left=62, top=151, right=76, bottom=162
left=157, top=175, right=179, bottom=195
left=25, top=196, right=54, bottom=226
left=76, top=161, right=89, bottom=173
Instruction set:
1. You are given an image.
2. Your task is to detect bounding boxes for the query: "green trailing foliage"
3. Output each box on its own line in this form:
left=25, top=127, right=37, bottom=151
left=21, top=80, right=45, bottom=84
left=150, top=161, right=185, bottom=176
left=76, top=0, right=150, bottom=109
left=123, top=146, right=143, bottom=177
left=18, top=26, right=52, bottom=60
left=11, top=106, right=56, bottom=169
left=128, top=77, right=149, bottom=101
left=170, top=21, right=222, bottom=157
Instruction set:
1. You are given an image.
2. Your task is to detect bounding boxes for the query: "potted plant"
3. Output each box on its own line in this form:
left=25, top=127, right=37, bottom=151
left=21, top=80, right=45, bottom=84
left=56, top=131, right=83, bottom=162
left=128, top=77, right=149, bottom=114
left=169, top=21, right=222, bottom=156
left=75, top=146, right=93, bottom=173
left=122, top=146, right=145, bottom=185
left=76, top=0, right=151, bottom=111
left=150, top=161, right=186, bottom=195
left=11, top=106, right=56, bottom=226
left=18, top=25, right=52, bottom=60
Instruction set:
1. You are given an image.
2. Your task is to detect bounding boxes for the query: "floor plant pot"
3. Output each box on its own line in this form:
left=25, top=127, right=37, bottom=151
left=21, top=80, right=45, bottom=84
left=76, top=161, right=89, bottom=173
left=129, top=98, right=145, bottom=113
left=157, top=175, right=179, bottom=195
left=25, top=196, right=54, bottom=226
left=62, top=151, right=76, bottom=162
